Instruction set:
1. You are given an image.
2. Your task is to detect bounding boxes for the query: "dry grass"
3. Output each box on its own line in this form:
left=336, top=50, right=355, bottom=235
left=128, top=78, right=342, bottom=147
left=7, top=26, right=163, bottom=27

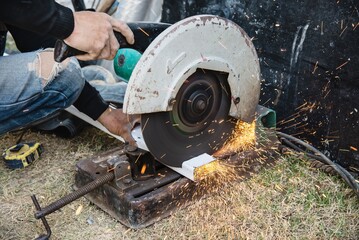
left=0, top=128, right=358, bottom=240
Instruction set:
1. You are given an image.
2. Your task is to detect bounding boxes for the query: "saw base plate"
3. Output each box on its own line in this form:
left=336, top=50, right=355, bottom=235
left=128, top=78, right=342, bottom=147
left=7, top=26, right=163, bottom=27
left=74, top=128, right=280, bottom=229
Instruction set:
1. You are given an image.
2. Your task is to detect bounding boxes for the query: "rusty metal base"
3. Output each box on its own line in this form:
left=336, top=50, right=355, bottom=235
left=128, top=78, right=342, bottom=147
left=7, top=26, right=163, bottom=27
left=74, top=130, right=280, bottom=229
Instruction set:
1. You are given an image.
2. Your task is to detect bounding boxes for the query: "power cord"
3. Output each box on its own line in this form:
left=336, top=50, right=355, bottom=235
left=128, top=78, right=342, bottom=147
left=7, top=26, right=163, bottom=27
left=277, top=131, right=359, bottom=199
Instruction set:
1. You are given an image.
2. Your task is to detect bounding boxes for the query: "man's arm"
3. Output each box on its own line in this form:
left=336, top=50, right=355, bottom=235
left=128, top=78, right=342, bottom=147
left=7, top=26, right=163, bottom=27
left=1, top=0, right=137, bottom=144
left=73, top=82, right=139, bottom=145
left=73, top=81, right=109, bottom=121
left=0, top=0, right=134, bottom=61
left=0, top=0, right=74, bottom=40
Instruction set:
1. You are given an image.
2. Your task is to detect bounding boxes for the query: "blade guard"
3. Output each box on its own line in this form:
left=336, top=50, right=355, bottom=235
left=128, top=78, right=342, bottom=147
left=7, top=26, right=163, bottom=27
left=123, top=15, right=260, bottom=122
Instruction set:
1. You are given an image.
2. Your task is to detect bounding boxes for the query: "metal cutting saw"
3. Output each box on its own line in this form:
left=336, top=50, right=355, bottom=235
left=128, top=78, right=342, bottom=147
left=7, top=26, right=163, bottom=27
left=64, top=15, right=261, bottom=180
left=32, top=15, right=277, bottom=236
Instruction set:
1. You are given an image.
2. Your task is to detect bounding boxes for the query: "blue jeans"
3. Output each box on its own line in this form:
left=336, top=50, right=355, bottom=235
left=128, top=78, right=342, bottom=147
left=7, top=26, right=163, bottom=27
left=82, top=65, right=127, bottom=104
left=0, top=49, right=127, bottom=135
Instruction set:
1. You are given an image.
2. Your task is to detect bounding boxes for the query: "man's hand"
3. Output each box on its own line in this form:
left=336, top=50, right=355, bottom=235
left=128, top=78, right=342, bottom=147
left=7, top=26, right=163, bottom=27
left=64, top=11, right=134, bottom=61
left=97, top=107, right=139, bottom=146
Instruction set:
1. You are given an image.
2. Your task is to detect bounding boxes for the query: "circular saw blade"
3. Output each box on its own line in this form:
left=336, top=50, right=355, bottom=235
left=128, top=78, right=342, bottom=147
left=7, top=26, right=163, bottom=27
left=141, top=71, right=236, bottom=167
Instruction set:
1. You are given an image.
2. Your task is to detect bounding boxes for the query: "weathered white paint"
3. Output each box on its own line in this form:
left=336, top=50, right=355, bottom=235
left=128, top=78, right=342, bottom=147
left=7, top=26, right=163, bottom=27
left=124, top=15, right=261, bottom=122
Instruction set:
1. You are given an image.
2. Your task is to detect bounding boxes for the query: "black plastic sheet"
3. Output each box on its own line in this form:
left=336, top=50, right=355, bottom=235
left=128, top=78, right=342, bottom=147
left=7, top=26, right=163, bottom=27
left=162, top=0, right=359, bottom=171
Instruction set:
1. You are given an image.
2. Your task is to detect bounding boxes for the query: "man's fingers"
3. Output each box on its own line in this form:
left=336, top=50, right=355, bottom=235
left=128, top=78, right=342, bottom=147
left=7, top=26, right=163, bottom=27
left=108, top=31, right=120, bottom=59
left=111, top=19, right=135, bottom=44
left=121, top=128, right=137, bottom=147
left=75, top=42, right=114, bottom=61
left=128, top=114, right=141, bottom=129
left=97, top=108, right=138, bottom=146
left=63, top=12, right=134, bottom=61
left=75, top=53, right=97, bottom=61
left=98, top=42, right=112, bottom=60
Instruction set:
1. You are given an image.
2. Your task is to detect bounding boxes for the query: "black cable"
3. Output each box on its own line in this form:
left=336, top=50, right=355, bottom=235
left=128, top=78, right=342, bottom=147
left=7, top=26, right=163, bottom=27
left=278, top=132, right=357, bottom=191
left=277, top=132, right=359, bottom=198
left=281, top=137, right=340, bottom=163
left=16, top=129, right=28, bottom=144
left=279, top=133, right=356, bottom=192
left=279, top=132, right=358, bottom=194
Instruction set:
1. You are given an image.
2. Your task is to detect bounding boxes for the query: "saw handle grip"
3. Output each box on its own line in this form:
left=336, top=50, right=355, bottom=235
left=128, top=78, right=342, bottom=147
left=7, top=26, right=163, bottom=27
left=54, top=31, right=129, bottom=62
left=54, top=22, right=171, bottom=62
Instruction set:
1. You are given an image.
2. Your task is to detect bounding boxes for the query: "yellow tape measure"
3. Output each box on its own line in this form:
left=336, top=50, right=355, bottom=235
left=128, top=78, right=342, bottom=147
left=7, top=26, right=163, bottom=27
left=2, top=142, right=43, bottom=169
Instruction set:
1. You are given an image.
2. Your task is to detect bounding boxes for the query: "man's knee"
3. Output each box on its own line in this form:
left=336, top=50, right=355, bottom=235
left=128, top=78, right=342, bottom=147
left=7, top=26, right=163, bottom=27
left=35, top=49, right=86, bottom=88
left=33, top=49, right=85, bottom=108
left=35, top=49, right=72, bottom=86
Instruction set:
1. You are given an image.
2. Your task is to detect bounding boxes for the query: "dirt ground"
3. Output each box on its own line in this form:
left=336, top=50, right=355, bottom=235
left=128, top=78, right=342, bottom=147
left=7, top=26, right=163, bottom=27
left=0, top=127, right=358, bottom=240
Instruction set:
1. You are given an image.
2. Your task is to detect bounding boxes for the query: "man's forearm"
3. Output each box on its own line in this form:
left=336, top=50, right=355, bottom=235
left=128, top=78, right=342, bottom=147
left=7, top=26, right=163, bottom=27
left=73, top=81, right=109, bottom=121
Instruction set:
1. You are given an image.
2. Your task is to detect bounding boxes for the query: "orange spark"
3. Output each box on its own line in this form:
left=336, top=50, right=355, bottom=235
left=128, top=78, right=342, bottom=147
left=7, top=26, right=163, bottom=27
left=336, top=60, right=349, bottom=70
left=138, top=27, right=149, bottom=36
left=194, top=160, right=236, bottom=182
left=214, top=120, right=256, bottom=157
left=141, top=164, right=147, bottom=174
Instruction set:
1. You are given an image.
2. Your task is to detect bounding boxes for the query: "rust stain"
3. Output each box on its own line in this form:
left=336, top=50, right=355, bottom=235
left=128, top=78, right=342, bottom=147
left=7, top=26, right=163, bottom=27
left=245, top=38, right=250, bottom=47
left=152, top=15, right=225, bottom=49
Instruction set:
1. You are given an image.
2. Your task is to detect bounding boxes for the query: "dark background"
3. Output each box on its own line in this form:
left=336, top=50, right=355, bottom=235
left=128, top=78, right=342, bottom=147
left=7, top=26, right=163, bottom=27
left=161, top=0, right=359, bottom=171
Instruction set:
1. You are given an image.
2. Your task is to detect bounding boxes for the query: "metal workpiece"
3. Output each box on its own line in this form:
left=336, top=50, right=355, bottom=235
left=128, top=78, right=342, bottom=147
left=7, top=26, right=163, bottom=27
left=108, top=155, right=138, bottom=190
left=65, top=105, right=149, bottom=151
left=125, top=148, right=158, bottom=181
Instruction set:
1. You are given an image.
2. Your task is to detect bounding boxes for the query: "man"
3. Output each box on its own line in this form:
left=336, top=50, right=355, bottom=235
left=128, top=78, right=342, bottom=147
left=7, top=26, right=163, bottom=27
left=0, top=0, right=138, bottom=145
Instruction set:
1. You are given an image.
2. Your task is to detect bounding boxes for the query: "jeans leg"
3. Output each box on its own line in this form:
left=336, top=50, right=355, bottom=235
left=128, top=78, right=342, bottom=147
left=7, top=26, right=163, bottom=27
left=83, top=65, right=128, bottom=104
left=0, top=49, right=85, bottom=135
